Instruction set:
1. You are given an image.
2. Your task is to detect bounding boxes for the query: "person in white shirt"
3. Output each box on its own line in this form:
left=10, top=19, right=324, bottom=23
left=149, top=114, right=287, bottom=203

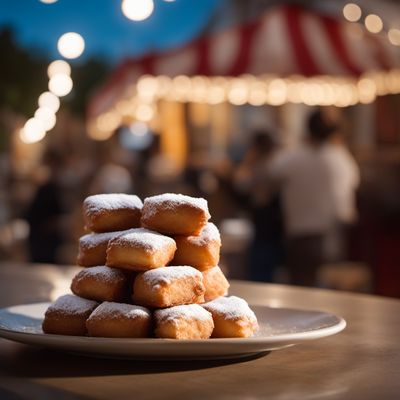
left=268, top=109, right=359, bottom=286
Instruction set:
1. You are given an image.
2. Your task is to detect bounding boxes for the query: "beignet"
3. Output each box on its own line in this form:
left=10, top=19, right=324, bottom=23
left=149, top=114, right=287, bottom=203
left=202, top=296, right=258, bottom=338
left=86, top=302, right=151, bottom=338
left=154, top=304, right=214, bottom=339
left=77, top=231, right=125, bottom=267
left=202, top=266, right=230, bottom=302
left=71, top=265, right=128, bottom=302
left=106, top=228, right=176, bottom=271
left=141, top=193, right=210, bottom=235
left=132, top=266, right=205, bottom=308
left=83, top=193, right=142, bottom=233
left=42, top=294, right=98, bottom=336
left=172, top=223, right=221, bottom=270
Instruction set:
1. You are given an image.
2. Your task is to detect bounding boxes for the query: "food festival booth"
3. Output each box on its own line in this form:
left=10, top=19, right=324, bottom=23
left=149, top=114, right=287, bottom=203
left=87, top=4, right=400, bottom=169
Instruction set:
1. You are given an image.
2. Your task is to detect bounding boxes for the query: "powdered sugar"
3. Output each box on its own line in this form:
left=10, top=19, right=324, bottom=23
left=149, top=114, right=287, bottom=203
left=155, top=304, right=212, bottom=323
left=73, top=266, right=126, bottom=285
left=143, top=193, right=210, bottom=218
left=202, top=296, right=258, bottom=321
left=89, top=302, right=151, bottom=320
left=141, top=266, right=202, bottom=286
left=109, top=228, right=176, bottom=251
left=84, top=194, right=143, bottom=216
left=79, top=231, right=126, bottom=249
left=47, top=294, right=98, bottom=316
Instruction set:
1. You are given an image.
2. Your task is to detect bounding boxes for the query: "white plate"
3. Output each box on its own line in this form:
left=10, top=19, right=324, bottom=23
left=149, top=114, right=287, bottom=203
left=0, top=302, right=346, bottom=360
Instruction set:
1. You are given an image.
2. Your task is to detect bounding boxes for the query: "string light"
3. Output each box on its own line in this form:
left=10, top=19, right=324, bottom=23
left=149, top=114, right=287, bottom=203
left=364, top=14, right=383, bottom=34
left=388, top=28, right=400, bottom=46
left=47, top=60, right=71, bottom=78
left=121, top=0, right=154, bottom=21
left=19, top=118, right=46, bottom=144
left=34, top=107, right=57, bottom=131
left=38, top=91, right=60, bottom=112
left=48, top=74, right=73, bottom=97
left=57, top=32, right=85, bottom=59
left=343, top=3, right=362, bottom=22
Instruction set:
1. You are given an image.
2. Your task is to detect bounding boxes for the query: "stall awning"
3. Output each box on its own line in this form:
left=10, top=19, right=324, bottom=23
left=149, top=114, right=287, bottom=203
left=88, top=5, right=400, bottom=138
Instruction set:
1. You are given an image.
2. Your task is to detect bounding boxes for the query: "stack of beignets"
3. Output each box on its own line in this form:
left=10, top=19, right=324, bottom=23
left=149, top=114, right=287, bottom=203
left=42, top=192, right=258, bottom=339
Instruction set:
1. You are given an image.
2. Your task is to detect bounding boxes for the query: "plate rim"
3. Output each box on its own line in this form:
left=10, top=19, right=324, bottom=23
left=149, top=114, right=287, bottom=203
left=0, top=301, right=347, bottom=345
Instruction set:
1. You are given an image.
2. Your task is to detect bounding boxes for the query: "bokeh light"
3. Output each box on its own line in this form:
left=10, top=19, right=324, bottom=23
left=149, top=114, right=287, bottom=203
left=388, top=28, right=400, bottom=46
left=57, top=32, right=85, bottom=59
left=19, top=118, right=46, bottom=144
left=343, top=3, right=362, bottom=22
left=38, top=91, right=60, bottom=112
left=47, top=60, right=71, bottom=78
left=39, top=0, right=58, bottom=3
left=121, top=0, right=154, bottom=21
left=129, top=121, right=149, bottom=136
left=48, top=74, right=73, bottom=97
left=365, top=14, right=383, bottom=34
left=34, top=107, right=57, bottom=131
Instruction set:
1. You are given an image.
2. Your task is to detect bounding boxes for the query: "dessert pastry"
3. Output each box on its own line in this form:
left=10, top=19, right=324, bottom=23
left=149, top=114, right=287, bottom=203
left=172, top=223, right=221, bottom=270
left=42, top=294, right=98, bottom=336
left=141, top=193, right=210, bottom=235
left=83, top=193, right=142, bottom=233
left=77, top=231, right=125, bottom=267
left=71, top=265, right=128, bottom=302
left=154, top=304, right=214, bottom=339
left=202, top=296, right=258, bottom=338
left=202, top=266, right=230, bottom=302
left=86, top=302, right=151, bottom=338
left=132, top=266, right=205, bottom=308
left=106, top=228, right=176, bottom=271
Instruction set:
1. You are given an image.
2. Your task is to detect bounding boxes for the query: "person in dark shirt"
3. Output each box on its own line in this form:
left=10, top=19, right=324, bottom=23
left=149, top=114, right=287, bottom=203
left=26, top=150, right=65, bottom=263
left=234, top=130, right=284, bottom=282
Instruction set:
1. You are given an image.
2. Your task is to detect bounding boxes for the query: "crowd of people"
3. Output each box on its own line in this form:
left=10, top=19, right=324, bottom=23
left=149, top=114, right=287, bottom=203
left=16, top=108, right=360, bottom=288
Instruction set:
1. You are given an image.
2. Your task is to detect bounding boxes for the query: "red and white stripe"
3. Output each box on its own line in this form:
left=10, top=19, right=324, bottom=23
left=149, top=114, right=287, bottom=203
left=89, top=5, right=400, bottom=117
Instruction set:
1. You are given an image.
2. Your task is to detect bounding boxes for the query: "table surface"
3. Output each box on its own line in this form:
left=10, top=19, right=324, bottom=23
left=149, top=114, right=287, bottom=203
left=0, top=262, right=399, bottom=400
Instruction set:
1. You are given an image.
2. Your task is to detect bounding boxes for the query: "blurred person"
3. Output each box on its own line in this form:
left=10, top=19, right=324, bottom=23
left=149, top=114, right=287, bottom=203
left=323, top=124, right=360, bottom=262
left=25, top=150, right=67, bottom=263
left=267, top=109, right=353, bottom=286
left=234, top=130, right=284, bottom=282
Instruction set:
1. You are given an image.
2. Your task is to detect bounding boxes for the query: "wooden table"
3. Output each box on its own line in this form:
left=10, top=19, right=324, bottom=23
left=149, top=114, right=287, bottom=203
left=0, top=262, right=399, bottom=400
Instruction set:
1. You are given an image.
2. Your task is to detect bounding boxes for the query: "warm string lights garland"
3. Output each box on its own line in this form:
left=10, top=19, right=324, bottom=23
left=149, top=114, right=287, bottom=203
left=87, top=69, right=400, bottom=140
left=343, top=2, right=400, bottom=46
left=19, top=33, right=85, bottom=144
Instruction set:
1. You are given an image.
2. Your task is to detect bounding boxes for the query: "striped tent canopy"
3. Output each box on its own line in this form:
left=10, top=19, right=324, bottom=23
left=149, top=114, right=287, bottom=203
left=88, top=5, right=400, bottom=134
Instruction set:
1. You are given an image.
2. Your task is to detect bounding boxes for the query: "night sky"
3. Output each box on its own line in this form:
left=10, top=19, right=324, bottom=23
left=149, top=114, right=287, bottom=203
left=0, top=0, right=220, bottom=63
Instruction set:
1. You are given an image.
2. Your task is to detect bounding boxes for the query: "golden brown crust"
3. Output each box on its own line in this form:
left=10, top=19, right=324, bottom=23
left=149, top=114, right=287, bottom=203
left=154, top=304, right=214, bottom=339
left=202, top=266, right=230, bottom=302
left=132, top=266, right=205, bottom=308
left=70, top=266, right=128, bottom=302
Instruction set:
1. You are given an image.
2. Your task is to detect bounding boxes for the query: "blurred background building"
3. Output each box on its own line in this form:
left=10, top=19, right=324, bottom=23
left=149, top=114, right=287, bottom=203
left=1, top=0, right=400, bottom=297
